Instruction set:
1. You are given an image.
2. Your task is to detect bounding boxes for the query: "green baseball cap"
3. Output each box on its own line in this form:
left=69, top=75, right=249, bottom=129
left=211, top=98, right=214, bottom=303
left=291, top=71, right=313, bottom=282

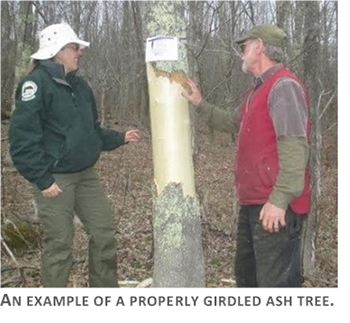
left=235, top=24, right=287, bottom=48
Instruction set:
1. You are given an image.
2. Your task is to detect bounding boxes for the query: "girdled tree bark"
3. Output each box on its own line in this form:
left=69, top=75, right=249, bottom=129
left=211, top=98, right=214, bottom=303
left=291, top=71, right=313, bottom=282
left=147, top=63, right=205, bottom=287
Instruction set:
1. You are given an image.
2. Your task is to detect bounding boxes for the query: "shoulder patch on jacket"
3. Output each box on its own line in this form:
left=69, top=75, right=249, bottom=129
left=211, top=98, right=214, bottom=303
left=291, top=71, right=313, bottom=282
left=21, top=81, right=38, bottom=101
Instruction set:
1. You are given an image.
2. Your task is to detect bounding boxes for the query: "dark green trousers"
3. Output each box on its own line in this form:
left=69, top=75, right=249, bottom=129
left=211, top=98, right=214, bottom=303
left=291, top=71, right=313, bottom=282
left=34, top=167, right=117, bottom=287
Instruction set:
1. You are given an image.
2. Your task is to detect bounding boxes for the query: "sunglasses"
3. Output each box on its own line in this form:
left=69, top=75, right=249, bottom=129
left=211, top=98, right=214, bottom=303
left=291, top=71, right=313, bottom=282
left=239, top=41, right=250, bottom=53
left=63, top=43, right=80, bottom=51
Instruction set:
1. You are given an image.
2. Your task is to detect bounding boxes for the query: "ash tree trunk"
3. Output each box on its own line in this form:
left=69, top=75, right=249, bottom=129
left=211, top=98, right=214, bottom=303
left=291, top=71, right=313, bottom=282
left=147, top=63, right=205, bottom=287
left=153, top=183, right=205, bottom=287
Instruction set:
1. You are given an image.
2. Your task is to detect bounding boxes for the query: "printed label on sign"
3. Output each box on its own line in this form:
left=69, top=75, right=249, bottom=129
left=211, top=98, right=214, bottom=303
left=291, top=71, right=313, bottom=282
left=145, top=36, right=178, bottom=62
left=21, top=81, right=38, bottom=101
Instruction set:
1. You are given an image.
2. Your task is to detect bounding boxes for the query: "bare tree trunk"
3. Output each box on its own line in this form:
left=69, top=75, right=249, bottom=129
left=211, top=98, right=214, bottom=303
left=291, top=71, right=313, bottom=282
left=131, top=1, right=149, bottom=124
left=147, top=63, right=205, bottom=287
left=302, top=90, right=322, bottom=278
left=187, top=1, right=204, bottom=158
left=100, top=89, right=106, bottom=126
left=1, top=2, right=15, bottom=119
left=276, top=1, right=292, bottom=56
left=301, top=1, right=321, bottom=279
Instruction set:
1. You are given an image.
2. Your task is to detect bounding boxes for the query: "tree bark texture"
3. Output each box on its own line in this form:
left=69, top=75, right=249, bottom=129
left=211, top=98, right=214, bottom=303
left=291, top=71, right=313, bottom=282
left=152, top=183, right=205, bottom=287
left=301, top=1, right=321, bottom=278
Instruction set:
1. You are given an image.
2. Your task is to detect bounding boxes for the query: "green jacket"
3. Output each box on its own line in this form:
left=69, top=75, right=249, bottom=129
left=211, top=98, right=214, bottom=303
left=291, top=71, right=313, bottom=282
left=9, top=60, right=125, bottom=190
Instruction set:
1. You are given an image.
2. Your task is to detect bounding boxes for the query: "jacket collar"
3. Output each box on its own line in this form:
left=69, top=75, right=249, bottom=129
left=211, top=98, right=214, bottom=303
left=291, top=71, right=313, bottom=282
left=40, top=60, right=65, bottom=79
left=253, top=63, right=283, bottom=89
left=39, top=60, right=77, bottom=87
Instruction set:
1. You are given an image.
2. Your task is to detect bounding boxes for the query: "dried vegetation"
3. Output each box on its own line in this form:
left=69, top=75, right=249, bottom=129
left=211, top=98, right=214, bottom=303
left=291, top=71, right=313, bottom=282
left=1, top=120, right=337, bottom=287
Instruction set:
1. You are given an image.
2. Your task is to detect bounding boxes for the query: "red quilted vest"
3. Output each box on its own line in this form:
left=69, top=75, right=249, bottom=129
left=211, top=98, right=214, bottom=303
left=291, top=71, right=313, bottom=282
left=234, top=67, right=310, bottom=214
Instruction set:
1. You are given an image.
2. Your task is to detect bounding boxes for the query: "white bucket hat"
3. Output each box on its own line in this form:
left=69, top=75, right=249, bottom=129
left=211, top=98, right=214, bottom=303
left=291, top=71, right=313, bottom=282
left=31, top=23, right=90, bottom=60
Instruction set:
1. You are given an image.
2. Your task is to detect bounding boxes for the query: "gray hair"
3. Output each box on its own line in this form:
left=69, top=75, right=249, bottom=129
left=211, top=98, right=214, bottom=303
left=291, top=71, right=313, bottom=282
left=263, top=43, right=285, bottom=63
left=27, top=59, right=40, bottom=75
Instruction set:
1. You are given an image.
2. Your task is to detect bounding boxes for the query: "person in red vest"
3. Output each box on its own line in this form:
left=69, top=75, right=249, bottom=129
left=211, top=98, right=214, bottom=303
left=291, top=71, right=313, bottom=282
left=183, top=24, right=310, bottom=287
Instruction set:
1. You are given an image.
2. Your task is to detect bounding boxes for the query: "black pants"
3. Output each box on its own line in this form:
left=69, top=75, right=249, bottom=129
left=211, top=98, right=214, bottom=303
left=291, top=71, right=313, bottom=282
left=234, top=205, right=305, bottom=287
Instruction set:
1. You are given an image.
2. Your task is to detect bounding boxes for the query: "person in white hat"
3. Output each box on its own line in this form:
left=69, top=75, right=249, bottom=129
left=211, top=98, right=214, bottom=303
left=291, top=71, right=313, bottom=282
left=9, top=23, right=140, bottom=287
left=30, top=23, right=90, bottom=60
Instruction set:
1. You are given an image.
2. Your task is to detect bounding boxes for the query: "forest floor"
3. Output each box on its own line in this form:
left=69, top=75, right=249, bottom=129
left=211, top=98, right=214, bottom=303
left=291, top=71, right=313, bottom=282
left=1, top=119, right=338, bottom=288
